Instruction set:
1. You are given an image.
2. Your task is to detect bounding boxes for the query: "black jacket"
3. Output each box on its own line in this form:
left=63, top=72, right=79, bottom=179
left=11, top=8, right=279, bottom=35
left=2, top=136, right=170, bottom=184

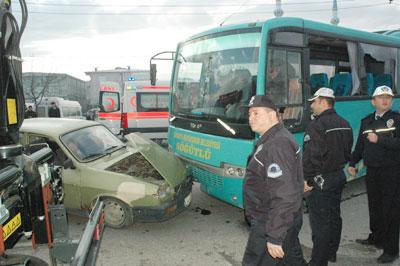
left=303, top=109, right=353, bottom=180
left=350, top=110, right=400, bottom=168
left=24, top=110, right=37, bottom=118
left=243, top=123, right=303, bottom=245
left=48, top=107, right=60, bottom=118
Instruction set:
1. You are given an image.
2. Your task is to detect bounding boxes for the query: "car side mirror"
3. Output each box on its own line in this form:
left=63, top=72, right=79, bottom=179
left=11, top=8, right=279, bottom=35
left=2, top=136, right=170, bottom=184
left=63, top=158, right=76, bottom=170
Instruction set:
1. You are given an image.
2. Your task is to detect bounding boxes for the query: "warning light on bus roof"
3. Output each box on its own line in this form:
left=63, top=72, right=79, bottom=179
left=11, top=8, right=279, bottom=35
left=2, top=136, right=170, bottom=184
left=127, top=76, right=135, bottom=81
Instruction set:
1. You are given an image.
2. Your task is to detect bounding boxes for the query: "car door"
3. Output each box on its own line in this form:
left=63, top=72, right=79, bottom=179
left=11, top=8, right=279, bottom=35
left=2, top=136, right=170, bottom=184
left=27, top=134, right=82, bottom=209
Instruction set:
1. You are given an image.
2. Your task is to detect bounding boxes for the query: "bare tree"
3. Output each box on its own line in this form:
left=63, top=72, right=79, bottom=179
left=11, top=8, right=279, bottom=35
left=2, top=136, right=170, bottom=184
left=24, top=72, right=58, bottom=108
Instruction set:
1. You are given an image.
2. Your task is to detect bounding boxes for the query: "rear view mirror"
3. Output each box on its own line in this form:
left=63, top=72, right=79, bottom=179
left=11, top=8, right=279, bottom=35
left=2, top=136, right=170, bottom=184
left=149, top=51, right=175, bottom=86
left=150, top=63, right=157, bottom=86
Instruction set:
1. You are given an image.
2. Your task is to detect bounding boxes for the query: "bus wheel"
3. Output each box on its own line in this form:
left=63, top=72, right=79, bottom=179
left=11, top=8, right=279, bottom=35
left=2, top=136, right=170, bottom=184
left=103, top=198, right=132, bottom=228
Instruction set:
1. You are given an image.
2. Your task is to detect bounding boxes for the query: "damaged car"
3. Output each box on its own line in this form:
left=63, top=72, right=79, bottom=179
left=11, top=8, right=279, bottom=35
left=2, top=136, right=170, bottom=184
left=20, top=118, right=192, bottom=228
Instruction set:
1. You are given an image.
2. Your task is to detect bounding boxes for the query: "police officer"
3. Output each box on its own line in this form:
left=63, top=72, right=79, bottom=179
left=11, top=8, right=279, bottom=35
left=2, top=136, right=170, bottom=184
left=242, top=95, right=306, bottom=266
left=348, top=85, right=400, bottom=264
left=303, top=88, right=353, bottom=266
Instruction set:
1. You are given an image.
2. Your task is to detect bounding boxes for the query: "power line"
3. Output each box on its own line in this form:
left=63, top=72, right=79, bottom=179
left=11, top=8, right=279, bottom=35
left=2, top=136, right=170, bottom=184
left=219, top=0, right=249, bottom=26
left=292, top=3, right=385, bottom=12
left=19, top=0, right=360, bottom=8
left=11, top=3, right=388, bottom=16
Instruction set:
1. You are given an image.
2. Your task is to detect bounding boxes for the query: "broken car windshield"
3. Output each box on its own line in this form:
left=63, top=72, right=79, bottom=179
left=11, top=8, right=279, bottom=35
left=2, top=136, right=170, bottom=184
left=61, top=125, right=124, bottom=161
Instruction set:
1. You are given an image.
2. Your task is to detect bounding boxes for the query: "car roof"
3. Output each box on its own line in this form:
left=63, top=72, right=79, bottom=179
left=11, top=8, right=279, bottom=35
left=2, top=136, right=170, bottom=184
left=20, top=118, right=100, bottom=138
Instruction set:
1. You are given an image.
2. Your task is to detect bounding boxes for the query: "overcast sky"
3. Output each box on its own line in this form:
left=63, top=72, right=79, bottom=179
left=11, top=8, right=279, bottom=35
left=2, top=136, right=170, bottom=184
left=14, top=0, right=400, bottom=81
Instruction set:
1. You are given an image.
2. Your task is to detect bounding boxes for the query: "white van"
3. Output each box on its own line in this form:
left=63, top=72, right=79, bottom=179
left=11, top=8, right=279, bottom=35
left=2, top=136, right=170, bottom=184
left=37, top=97, right=82, bottom=119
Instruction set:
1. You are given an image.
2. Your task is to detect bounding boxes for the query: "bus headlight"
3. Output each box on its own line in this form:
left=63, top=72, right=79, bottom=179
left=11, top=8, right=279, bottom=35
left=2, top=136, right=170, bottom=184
left=223, top=163, right=245, bottom=178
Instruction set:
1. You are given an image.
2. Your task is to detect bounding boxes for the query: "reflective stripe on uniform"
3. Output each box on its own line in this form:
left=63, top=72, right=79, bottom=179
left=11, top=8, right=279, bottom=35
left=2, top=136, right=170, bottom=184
left=325, top=127, right=352, bottom=134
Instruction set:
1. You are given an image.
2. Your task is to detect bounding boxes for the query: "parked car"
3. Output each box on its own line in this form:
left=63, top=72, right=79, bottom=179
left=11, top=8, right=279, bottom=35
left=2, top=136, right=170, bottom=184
left=20, top=118, right=192, bottom=228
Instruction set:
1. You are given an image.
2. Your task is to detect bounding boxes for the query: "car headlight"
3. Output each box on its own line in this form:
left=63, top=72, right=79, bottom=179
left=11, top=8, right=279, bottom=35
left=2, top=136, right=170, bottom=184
left=157, top=184, right=174, bottom=200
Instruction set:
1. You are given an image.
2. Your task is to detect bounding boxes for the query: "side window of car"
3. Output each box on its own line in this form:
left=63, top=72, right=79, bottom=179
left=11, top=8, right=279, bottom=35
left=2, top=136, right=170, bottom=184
left=29, top=135, right=47, bottom=144
left=48, top=140, right=69, bottom=166
left=28, top=135, right=68, bottom=165
left=28, top=135, right=50, bottom=153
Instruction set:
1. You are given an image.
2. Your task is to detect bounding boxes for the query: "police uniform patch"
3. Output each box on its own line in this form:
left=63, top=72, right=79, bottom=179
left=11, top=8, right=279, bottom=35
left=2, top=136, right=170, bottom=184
left=387, top=119, right=394, bottom=128
left=267, top=163, right=283, bottom=178
left=304, top=134, right=311, bottom=142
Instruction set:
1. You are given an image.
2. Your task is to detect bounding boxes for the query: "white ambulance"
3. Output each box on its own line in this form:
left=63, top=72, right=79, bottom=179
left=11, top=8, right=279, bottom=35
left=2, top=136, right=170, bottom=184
left=98, top=80, right=170, bottom=140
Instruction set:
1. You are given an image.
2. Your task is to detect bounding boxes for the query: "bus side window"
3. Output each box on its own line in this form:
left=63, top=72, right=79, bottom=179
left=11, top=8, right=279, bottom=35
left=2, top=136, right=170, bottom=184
left=359, top=44, right=398, bottom=94
left=330, top=73, right=352, bottom=96
left=310, top=73, right=329, bottom=95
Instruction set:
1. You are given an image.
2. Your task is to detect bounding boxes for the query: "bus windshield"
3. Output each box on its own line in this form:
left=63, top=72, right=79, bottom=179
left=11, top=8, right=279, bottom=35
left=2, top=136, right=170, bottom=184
left=172, top=29, right=260, bottom=125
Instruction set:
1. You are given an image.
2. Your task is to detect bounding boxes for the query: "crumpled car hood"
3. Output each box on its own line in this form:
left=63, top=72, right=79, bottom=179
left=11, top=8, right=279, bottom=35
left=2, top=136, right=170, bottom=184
left=124, top=133, right=187, bottom=188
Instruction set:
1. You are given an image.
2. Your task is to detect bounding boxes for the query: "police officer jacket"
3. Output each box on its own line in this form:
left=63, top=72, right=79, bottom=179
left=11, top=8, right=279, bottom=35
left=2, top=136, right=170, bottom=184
left=350, top=110, right=400, bottom=168
left=303, top=109, right=353, bottom=180
left=243, top=123, right=303, bottom=245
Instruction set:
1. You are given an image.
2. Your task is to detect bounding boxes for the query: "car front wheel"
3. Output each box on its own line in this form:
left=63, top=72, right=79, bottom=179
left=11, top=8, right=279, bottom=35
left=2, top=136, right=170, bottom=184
left=103, top=198, right=132, bottom=228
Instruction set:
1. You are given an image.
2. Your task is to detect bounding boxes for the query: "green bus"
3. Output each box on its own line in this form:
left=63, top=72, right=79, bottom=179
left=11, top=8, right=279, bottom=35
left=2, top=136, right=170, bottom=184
left=166, top=17, right=400, bottom=208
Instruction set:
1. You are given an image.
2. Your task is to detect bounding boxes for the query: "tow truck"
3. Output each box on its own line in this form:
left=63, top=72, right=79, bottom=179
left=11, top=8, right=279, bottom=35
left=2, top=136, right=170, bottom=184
left=0, top=1, right=105, bottom=265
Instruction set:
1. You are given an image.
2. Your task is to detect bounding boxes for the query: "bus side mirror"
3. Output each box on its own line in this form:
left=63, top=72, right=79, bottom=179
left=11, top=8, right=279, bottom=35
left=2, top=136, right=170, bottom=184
left=150, top=63, right=157, bottom=86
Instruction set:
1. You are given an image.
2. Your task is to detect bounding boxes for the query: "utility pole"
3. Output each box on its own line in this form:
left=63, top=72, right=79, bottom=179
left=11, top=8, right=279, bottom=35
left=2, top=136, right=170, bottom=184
left=274, top=0, right=284, bottom=18
left=331, top=0, right=339, bottom=25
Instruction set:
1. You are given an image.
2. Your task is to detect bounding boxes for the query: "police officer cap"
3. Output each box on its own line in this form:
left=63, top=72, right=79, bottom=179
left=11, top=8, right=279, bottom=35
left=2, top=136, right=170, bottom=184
left=240, top=95, right=277, bottom=111
left=307, top=87, right=335, bottom=102
left=372, top=85, right=394, bottom=97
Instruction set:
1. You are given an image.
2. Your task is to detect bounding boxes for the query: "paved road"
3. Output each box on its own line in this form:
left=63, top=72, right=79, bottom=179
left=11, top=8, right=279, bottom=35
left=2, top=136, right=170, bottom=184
left=9, top=180, right=400, bottom=266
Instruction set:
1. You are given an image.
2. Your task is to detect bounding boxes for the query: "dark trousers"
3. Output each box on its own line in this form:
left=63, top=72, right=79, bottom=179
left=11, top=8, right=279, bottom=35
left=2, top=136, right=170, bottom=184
left=242, top=215, right=306, bottom=266
left=306, top=170, right=346, bottom=266
left=365, top=166, right=400, bottom=255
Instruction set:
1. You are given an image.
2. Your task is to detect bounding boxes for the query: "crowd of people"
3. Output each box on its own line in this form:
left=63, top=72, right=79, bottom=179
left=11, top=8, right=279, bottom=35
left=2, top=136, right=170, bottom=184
left=242, top=85, right=400, bottom=265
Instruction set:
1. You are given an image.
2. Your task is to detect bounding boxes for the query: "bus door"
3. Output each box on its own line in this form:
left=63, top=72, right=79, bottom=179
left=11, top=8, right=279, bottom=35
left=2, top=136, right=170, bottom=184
left=99, top=90, right=121, bottom=135
left=266, top=46, right=308, bottom=131
left=123, top=85, right=170, bottom=139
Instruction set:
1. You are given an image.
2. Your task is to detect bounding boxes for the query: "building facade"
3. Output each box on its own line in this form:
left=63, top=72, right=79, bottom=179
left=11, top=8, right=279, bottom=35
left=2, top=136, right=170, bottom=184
left=22, top=72, right=89, bottom=112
